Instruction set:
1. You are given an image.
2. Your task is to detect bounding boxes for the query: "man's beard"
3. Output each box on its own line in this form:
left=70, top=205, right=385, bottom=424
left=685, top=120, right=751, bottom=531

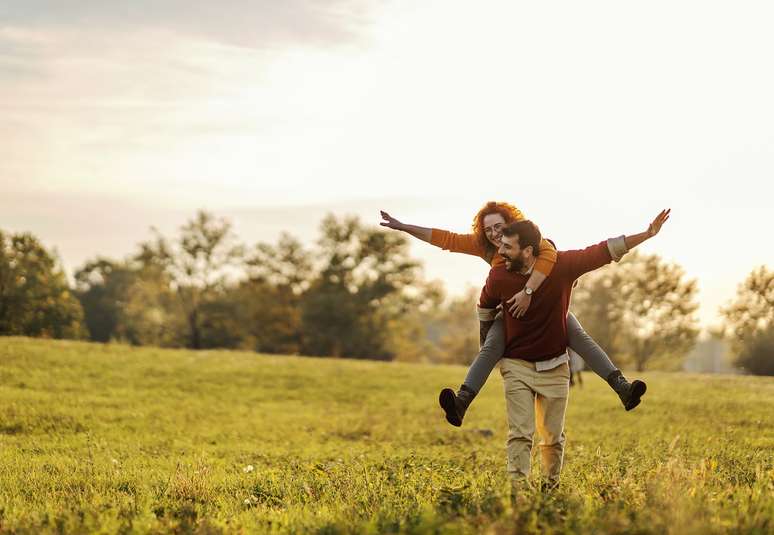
left=505, top=255, right=525, bottom=272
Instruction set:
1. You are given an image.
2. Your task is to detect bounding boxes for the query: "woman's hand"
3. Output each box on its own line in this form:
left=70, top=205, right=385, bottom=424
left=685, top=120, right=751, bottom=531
left=507, top=289, right=532, bottom=318
left=379, top=211, right=433, bottom=242
left=380, top=211, right=404, bottom=231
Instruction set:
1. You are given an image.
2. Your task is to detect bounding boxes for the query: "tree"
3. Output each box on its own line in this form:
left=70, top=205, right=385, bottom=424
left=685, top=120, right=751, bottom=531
left=0, top=230, right=84, bottom=338
left=735, top=328, right=774, bottom=376
left=74, top=257, right=191, bottom=347
left=300, top=214, right=421, bottom=359
left=224, top=281, right=298, bottom=353
left=408, top=285, right=481, bottom=365
left=720, top=266, right=774, bottom=374
left=568, top=269, right=622, bottom=361
left=247, top=232, right=311, bottom=296
left=572, top=251, right=699, bottom=371
left=383, top=279, right=446, bottom=363
left=720, top=266, right=774, bottom=350
left=240, top=233, right=312, bottom=354
left=119, top=265, right=185, bottom=347
left=74, top=258, right=136, bottom=342
left=137, top=211, right=244, bottom=349
left=197, top=294, right=251, bottom=350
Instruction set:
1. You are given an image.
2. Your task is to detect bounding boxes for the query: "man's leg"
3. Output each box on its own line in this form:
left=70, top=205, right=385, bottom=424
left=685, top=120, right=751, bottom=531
left=534, top=362, right=570, bottom=489
left=500, top=358, right=536, bottom=483
left=566, top=312, right=646, bottom=411
left=439, top=313, right=505, bottom=426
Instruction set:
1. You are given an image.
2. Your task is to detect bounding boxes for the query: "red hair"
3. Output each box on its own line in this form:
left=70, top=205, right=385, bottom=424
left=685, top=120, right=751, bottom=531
left=472, top=201, right=523, bottom=258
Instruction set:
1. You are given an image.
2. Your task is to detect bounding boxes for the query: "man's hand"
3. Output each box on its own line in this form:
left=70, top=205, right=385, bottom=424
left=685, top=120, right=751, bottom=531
left=622, top=208, right=672, bottom=252
left=647, top=208, right=671, bottom=237
left=507, top=290, right=532, bottom=318
left=380, top=211, right=404, bottom=231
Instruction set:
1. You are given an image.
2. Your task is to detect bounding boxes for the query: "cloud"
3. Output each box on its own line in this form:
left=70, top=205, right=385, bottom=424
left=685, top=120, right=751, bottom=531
left=0, top=0, right=380, bottom=195
left=0, top=1, right=377, bottom=92
left=0, top=1, right=381, bottom=157
left=0, top=1, right=374, bottom=49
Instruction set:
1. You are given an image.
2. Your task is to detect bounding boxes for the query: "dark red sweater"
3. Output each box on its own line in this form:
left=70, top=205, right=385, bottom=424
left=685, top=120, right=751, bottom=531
left=478, top=241, right=613, bottom=362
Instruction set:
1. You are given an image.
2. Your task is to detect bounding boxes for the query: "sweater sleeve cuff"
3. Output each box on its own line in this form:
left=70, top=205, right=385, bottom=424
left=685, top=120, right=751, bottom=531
left=477, top=306, right=498, bottom=322
left=607, top=235, right=628, bottom=262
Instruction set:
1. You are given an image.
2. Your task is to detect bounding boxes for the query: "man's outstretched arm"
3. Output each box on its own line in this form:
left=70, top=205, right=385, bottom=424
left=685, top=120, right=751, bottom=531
left=566, top=209, right=671, bottom=280
left=610, top=208, right=671, bottom=260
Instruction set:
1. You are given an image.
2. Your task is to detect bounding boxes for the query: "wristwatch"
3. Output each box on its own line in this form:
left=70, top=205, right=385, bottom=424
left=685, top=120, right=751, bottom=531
left=525, top=287, right=534, bottom=296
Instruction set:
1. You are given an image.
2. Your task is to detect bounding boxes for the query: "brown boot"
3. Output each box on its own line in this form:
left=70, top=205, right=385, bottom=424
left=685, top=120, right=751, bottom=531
left=438, top=384, right=476, bottom=427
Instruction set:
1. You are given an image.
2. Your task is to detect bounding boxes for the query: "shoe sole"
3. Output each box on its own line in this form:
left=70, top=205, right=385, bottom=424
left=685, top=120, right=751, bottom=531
left=439, top=388, right=462, bottom=427
left=625, top=380, right=647, bottom=411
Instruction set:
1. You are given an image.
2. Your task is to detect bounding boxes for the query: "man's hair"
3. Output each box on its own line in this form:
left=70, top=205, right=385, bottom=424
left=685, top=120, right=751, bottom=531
left=502, top=220, right=542, bottom=255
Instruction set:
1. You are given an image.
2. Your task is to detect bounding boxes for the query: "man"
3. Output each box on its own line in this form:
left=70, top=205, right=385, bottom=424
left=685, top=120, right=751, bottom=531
left=477, top=210, right=670, bottom=492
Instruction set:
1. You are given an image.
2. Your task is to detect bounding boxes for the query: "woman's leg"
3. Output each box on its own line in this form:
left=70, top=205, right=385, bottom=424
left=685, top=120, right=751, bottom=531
left=439, top=313, right=505, bottom=426
left=463, top=312, right=505, bottom=393
left=566, top=312, right=646, bottom=410
left=566, top=312, right=617, bottom=379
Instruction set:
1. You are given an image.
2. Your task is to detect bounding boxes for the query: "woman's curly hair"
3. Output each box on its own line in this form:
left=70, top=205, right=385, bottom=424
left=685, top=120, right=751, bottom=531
left=472, top=201, right=523, bottom=258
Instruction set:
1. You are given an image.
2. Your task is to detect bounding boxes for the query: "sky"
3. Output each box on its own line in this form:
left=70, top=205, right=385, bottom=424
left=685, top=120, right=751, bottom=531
left=1, top=0, right=773, bottom=329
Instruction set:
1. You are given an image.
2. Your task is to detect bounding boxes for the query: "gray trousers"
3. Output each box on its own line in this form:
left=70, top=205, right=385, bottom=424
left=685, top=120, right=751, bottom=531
left=463, top=312, right=616, bottom=394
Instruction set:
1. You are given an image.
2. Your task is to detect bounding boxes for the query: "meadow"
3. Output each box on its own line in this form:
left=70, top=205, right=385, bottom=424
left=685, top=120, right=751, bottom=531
left=0, top=337, right=772, bottom=534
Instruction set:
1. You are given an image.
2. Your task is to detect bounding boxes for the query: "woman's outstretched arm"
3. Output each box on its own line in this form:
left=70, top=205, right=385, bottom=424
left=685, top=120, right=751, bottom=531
left=379, top=211, right=432, bottom=242
left=380, top=210, right=483, bottom=257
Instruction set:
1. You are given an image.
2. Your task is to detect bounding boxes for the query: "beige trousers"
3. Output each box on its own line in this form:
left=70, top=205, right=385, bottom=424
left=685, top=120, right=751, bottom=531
left=499, top=358, right=570, bottom=486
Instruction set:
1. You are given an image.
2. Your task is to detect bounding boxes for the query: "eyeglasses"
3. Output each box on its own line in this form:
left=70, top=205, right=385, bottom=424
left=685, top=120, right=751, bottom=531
left=484, top=223, right=504, bottom=236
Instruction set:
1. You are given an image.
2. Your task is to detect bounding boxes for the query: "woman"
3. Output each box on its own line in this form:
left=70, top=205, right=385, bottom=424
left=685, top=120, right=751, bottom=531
left=379, top=202, right=646, bottom=426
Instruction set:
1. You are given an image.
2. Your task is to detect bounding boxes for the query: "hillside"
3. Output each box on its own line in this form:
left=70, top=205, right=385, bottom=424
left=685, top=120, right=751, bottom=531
left=0, top=337, right=772, bottom=534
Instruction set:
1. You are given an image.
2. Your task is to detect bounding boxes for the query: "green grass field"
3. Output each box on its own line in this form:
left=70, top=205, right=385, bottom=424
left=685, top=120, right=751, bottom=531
left=0, top=337, right=772, bottom=534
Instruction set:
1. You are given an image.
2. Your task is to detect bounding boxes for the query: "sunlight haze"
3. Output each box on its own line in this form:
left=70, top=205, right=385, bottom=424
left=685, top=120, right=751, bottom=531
left=2, top=0, right=773, bottom=329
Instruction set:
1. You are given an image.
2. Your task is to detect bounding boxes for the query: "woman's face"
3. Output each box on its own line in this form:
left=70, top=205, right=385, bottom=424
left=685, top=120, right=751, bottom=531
left=482, top=213, right=507, bottom=247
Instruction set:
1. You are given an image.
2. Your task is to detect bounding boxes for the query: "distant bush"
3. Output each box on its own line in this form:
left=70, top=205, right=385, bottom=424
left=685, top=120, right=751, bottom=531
left=720, top=266, right=774, bottom=375
left=0, top=230, right=84, bottom=339
left=736, top=328, right=774, bottom=376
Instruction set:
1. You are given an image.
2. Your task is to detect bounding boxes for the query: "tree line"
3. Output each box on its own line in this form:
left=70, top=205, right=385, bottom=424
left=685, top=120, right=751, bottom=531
left=1, top=212, right=771, bottom=374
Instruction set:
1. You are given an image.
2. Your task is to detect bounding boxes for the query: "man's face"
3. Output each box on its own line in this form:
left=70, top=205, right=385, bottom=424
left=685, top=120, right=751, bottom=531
left=482, top=213, right=507, bottom=247
left=498, top=234, right=527, bottom=272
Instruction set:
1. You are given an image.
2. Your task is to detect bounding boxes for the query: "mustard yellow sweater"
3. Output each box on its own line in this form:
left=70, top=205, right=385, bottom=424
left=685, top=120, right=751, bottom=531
left=429, top=213, right=557, bottom=276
